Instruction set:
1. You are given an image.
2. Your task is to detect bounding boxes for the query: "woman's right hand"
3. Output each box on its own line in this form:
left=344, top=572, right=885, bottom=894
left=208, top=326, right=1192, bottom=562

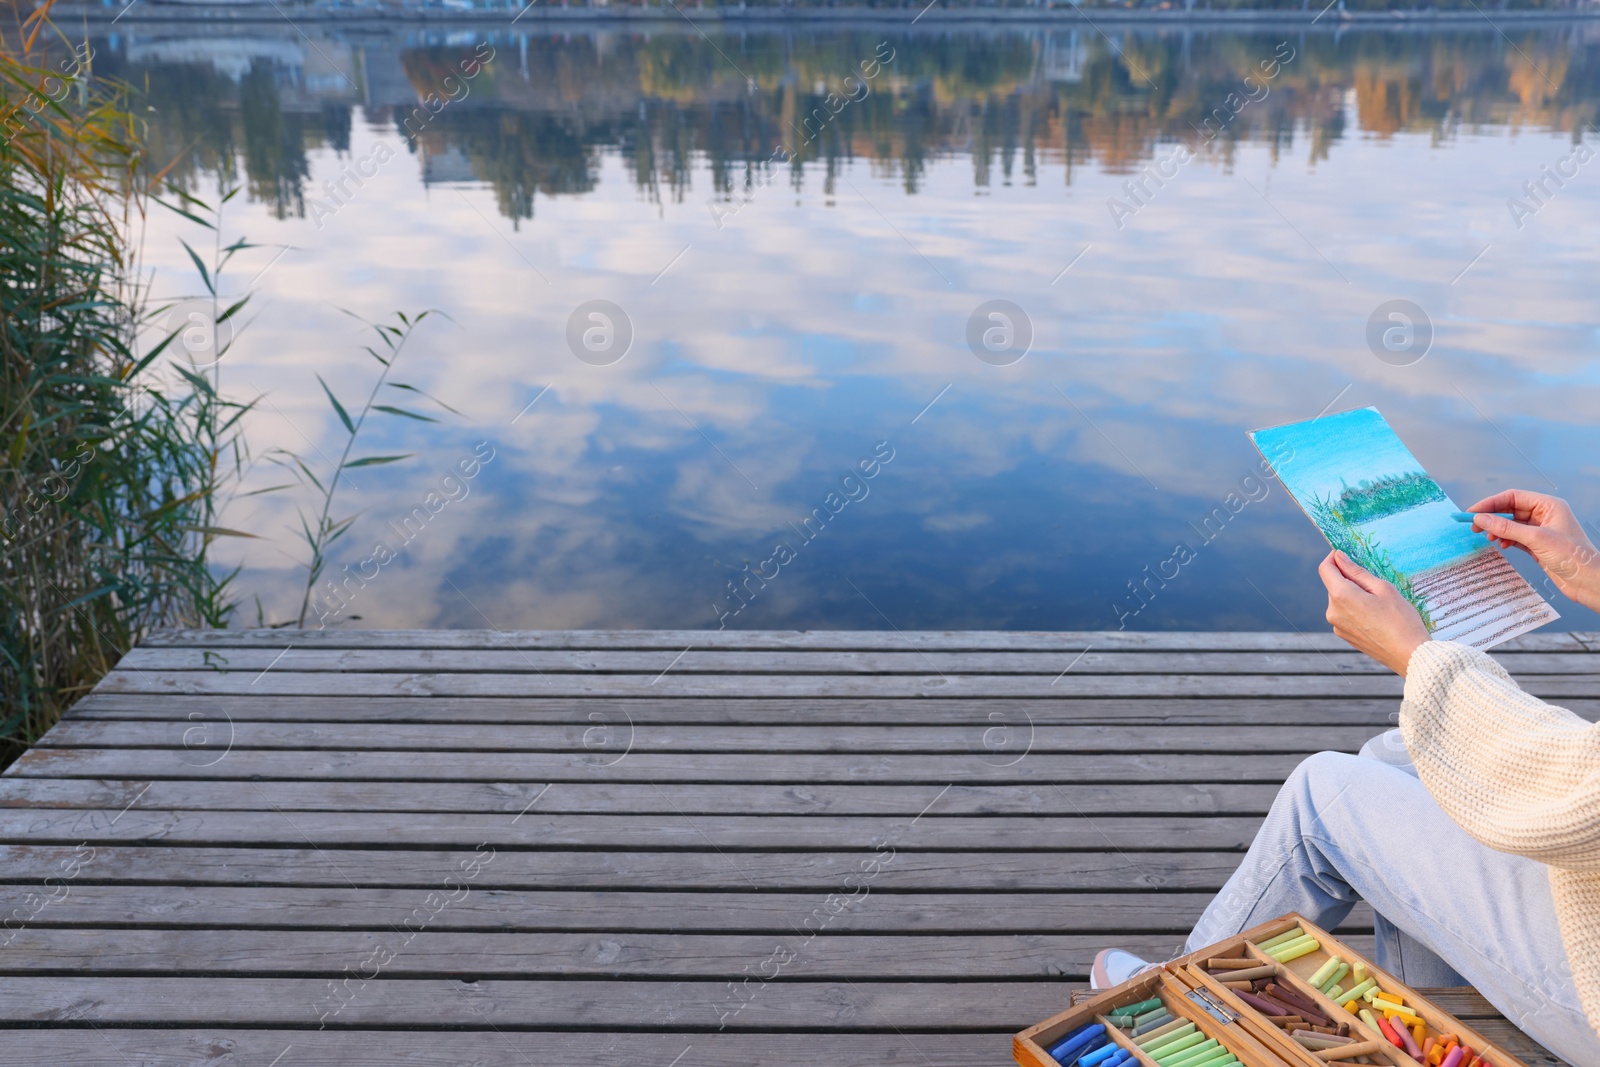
left=1464, top=489, right=1600, bottom=612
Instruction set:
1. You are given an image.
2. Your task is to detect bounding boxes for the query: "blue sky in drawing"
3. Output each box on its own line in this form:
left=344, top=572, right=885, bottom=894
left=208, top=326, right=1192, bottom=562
left=1250, top=407, right=1436, bottom=504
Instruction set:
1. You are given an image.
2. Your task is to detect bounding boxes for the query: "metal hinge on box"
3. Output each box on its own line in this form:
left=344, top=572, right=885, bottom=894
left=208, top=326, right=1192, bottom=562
left=1187, top=987, right=1239, bottom=1025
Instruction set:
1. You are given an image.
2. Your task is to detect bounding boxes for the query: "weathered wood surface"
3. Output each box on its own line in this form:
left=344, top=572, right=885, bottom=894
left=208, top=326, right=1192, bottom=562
left=0, top=629, right=1578, bottom=1066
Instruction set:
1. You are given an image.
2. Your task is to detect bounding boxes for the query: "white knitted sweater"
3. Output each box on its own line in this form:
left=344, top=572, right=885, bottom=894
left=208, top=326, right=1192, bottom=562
left=1400, top=640, right=1600, bottom=1038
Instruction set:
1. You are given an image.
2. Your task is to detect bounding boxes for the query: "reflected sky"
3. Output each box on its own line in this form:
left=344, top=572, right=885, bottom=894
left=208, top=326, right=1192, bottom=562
left=106, top=20, right=1600, bottom=631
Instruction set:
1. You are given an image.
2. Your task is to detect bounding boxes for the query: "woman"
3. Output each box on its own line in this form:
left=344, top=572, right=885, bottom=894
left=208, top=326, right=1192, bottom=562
left=1090, top=490, right=1600, bottom=1067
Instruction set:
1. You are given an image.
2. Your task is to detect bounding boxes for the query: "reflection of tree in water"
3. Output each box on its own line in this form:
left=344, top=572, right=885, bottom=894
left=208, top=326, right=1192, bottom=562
left=239, top=63, right=313, bottom=218
left=410, top=111, right=602, bottom=222
left=97, top=26, right=1600, bottom=220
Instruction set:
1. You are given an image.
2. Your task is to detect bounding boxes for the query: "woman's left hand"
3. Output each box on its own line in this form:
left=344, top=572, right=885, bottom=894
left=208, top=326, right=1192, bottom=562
left=1317, top=550, right=1432, bottom=676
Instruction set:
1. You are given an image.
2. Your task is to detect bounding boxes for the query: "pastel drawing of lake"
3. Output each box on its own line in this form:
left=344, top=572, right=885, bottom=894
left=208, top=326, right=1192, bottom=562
left=1249, top=406, right=1558, bottom=650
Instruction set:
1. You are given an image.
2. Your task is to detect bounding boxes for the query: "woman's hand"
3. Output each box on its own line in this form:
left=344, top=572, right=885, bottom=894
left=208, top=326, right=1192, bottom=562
left=1464, top=490, right=1600, bottom=613
left=1318, top=550, right=1431, bottom=676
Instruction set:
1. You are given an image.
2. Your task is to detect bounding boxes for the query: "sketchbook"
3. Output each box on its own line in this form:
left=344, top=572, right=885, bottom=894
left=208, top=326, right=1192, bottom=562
left=1249, top=406, right=1557, bottom=651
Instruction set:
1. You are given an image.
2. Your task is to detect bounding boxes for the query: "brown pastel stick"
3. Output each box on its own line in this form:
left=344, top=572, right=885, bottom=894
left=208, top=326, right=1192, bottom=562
left=1222, top=981, right=1254, bottom=991
left=1207, top=957, right=1259, bottom=970
left=1316, top=1040, right=1389, bottom=1060
left=1265, top=984, right=1330, bottom=1027
left=1213, top=964, right=1278, bottom=982
left=1264, top=1016, right=1306, bottom=1029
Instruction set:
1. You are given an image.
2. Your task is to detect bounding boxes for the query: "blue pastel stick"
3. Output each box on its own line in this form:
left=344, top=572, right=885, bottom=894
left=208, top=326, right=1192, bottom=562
left=1081, top=1042, right=1123, bottom=1067
left=1451, top=511, right=1513, bottom=522
left=1049, top=1024, right=1107, bottom=1064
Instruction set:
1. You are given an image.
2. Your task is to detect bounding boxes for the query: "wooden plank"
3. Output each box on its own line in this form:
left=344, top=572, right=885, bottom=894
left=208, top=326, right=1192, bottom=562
left=93, top=668, right=1428, bottom=698
left=0, top=977, right=1082, bottom=1028
left=138, top=627, right=1598, bottom=653
left=0, top=845, right=1252, bottom=889
left=0, top=810, right=1271, bottom=850
left=63, top=693, right=1600, bottom=725
left=0, top=1030, right=1031, bottom=1066
left=62, top=694, right=1446, bottom=725
left=0, top=1017, right=1563, bottom=1067
left=0, top=780, right=1289, bottom=815
left=32, top=721, right=1390, bottom=754
left=0, top=928, right=1255, bottom=977
left=0, top=885, right=1355, bottom=932
left=112, top=647, right=1600, bottom=675
left=93, top=669, right=1600, bottom=699
left=3, top=749, right=1327, bottom=782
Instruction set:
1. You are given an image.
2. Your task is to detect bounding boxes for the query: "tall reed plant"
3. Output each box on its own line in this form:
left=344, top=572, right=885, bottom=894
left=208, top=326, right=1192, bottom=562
left=0, top=7, right=253, bottom=762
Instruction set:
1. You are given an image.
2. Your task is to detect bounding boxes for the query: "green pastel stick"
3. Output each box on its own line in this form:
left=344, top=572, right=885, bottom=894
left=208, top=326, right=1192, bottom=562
left=1267, top=940, right=1318, bottom=966
left=1161, top=1039, right=1221, bottom=1067
left=1341, top=978, right=1378, bottom=1003
left=1136, top=1023, right=1196, bottom=1050
left=1106, top=1015, right=1137, bottom=1028
left=1132, top=1017, right=1184, bottom=1036
left=1134, top=1021, right=1194, bottom=1047
left=1145, top=1031, right=1206, bottom=1061
left=1308, top=956, right=1343, bottom=988
left=1325, top=983, right=1345, bottom=1001
left=1145, top=1030, right=1205, bottom=1060
left=1269, top=937, right=1321, bottom=963
left=1319, top=962, right=1350, bottom=994
left=1256, top=927, right=1305, bottom=951
left=1121, top=996, right=1164, bottom=1016
left=1178, top=1049, right=1237, bottom=1067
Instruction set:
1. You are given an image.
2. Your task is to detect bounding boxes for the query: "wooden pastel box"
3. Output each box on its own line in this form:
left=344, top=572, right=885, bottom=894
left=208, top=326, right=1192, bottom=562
left=1015, top=914, right=1534, bottom=1067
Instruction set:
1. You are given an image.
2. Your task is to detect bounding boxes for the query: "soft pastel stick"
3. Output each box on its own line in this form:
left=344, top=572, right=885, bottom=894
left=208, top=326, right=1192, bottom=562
left=1174, top=1047, right=1235, bottom=1067
left=1146, top=1031, right=1207, bottom=1061
left=1171, top=1043, right=1228, bottom=1067
left=1162, top=1039, right=1222, bottom=1067
left=1133, top=1019, right=1189, bottom=1044
left=1092, top=1048, right=1131, bottom=1067
left=1394, top=1020, right=1423, bottom=1058
left=1451, top=511, right=1513, bottom=522
left=1122, top=997, right=1164, bottom=1016
left=1441, top=1048, right=1465, bottom=1067
left=1131, top=1014, right=1177, bottom=1037
left=1308, top=957, right=1344, bottom=988
left=1315, top=1039, right=1390, bottom=1061
left=1377, top=1017, right=1405, bottom=1049
left=1320, top=963, right=1351, bottom=994
left=1049, top=1023, right=1106, bottom=1062
left=1326, top=984, right=1345, bottom=1001
left=1134, top=1006, right=1170, bottom=1026
left=1350, top=963, right=1369, bottom=985
left=1341, top=979, right=1378, bottom=1003
left=1267, top=936, right=1321, bottom=962
left=1080, top=1041, right=1123, bottom=1067
left=1257, top=927, right=1306, bottom=951
left=1359, top=1008, right=1381, bottom=1033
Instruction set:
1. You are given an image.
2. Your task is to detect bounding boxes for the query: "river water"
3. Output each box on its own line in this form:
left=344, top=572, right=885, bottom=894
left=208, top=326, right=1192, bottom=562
left=103, top=18, right=1600, bottom=631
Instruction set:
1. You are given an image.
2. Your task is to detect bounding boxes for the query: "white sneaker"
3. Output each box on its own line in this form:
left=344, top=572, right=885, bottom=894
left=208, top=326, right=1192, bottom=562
left=1091, top=947, right=1159, bottom=990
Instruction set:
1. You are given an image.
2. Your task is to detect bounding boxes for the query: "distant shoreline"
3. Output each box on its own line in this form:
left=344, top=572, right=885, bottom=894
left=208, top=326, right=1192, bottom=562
left=43, top=3, right=1600, bottom=27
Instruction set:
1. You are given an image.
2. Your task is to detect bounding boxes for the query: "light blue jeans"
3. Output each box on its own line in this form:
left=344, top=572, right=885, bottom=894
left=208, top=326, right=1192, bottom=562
left=1187, top=729, right=1598, bottom=1067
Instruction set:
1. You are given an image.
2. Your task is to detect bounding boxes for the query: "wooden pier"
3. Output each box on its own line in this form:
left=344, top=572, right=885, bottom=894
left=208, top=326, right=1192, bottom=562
left=0, top=629, right=1591, bottom=1065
